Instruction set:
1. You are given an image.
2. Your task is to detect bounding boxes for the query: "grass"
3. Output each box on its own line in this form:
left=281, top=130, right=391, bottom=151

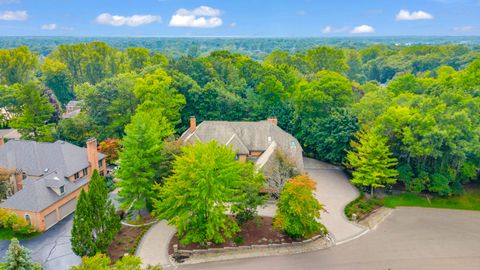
left=0, top=228, right=40, bottom=241
left=344, top=195, right=384, bottom=221
left=383, top=189, right=480, bottom=211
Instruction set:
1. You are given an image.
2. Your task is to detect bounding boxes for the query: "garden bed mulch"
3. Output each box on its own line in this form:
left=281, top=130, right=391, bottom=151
left=169, top=216, right=317, bottom=254
left=108, top=224, right=151, bottom=262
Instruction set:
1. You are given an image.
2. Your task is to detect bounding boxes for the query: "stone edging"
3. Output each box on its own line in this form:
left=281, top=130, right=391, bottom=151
left=121, top=219, right=158, bottom=227
left=171, top=234, right=334, bottom=265
left=358, top=207, right=394, bottom=230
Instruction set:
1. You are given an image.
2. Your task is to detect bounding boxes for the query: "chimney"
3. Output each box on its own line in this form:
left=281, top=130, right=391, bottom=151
left=190, top=116, right=197, bottom=132
left=14, top=171, right=23, bottom=192
left=86, top=138, right=99, bottom=175
left=267, top=117, right=278, bottom=126
left=0, top=136, right=4, bottom=146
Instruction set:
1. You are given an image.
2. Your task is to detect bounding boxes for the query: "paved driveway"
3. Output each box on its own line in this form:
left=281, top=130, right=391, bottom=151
left=178, top=207, right=480, bottom=270
left=0, top=214, right=80, bottom=270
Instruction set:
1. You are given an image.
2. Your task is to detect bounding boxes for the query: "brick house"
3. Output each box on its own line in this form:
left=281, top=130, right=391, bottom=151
left=180, top=116, right=304, bottom=173
left=0, top=137, right=107, bottom=231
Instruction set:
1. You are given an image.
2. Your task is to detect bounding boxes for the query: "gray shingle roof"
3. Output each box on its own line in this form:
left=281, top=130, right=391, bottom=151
left=0, top=140, right=105, bottom=177
left=180, top=120, right=304, bottom=172
left=0, top=171, right=88, bottom=212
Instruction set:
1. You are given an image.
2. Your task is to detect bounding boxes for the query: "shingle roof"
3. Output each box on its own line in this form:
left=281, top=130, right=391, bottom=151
left=0, top=140, right=105, bottom=177
left=0, top=170, right=88, bottom=212
left=180, top=120, right=304, bottom=172
left=0, top=129, right=21, bottom=140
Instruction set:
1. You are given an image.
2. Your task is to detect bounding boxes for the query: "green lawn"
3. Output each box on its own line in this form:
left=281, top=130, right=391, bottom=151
left=0, top=228, right=39, bottom=241
left=383, top=189, right=480, bottom=211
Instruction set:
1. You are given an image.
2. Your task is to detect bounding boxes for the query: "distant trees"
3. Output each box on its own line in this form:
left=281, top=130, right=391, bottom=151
left=153, top=141, right=264, bottom=245
left=274, top=175, right=325, bottom=239
left=71, top=171, right=120, bottom=257
left=346, top=129, right=398, bottom=196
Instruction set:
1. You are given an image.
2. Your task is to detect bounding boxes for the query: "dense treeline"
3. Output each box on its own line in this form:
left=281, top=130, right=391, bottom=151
left=0, top=41, right=479, bottom=196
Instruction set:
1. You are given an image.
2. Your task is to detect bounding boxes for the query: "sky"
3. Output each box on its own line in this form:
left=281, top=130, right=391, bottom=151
left=0, top=0, right=479, bottom=37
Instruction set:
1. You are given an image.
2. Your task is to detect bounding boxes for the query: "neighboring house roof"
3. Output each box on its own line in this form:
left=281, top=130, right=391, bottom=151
left=62, top=108, right=81, bottom=119
left=0, top=129, right=21, bottom=140
left=0, top=171, right=88, bottom=212
left=66, top=100, right=83, bottom=107
left=180, top=120, right=304, bottom=172
left=0, top=140, right=105, bottom=177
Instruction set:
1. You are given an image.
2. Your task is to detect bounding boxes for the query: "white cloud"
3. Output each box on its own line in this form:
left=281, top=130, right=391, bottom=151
left=351, top=24, right=375, bottom=34
left=396, top=9, right=434, bottom=21
left=229, top=22, right=237, bottom=28
left=41, top=23, right=57, bottom=30
left=453, top=25, right=475, bottom=32
left=169, top=6, right=223, bottom=28
left=0, top=10, right=27, bottom=21
left=321, top=25, right=349, bottom=34
left=95, top=13, right=161, bottom=27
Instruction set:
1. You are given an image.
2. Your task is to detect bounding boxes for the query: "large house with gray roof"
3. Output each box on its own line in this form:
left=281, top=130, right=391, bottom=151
left=180, top=116, right=304, bottom=177
left=0, top=137, right=106, bottom=231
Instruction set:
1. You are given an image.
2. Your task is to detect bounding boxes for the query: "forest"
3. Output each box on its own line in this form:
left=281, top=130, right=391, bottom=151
left=0, top=40, right=479, bottom=197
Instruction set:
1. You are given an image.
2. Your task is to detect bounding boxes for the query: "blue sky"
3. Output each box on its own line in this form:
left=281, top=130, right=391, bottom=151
left=0, top=0, right=479, bottom=36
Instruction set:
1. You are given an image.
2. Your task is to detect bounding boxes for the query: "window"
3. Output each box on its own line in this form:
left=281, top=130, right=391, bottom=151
left=98, top=159, right=103, bottom=168
left=59, top=186, right=65, bottom=194
left=82, top=168, right=88, bottom=177
left=74, top=172, right=80, bottom=179
left=25, top=214, right=31, bottom=225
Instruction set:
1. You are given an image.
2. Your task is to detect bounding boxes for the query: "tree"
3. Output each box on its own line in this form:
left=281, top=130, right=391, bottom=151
left=153, top=141, right=258, bottom=245
left=0, top=46, right=38, bottom=85
left=273, top=175, right=325, bottom=239
left=0, top=168, right=14, bottom=200
left=98, top=138, right=121, bottom=164
left=41, top=58, right=75, bottom=105
left=345, top=128, right=398, bottom=196
left=71, top=171, right=120, bottom=257
left=305, top=46, right=348, bottom=74
left=71, top=253, right=110, bottom=270
left=10, top=82, right=55, bottom=142
left=264, top=149, right=300, bottom=198
left=116, top=110, right=173, bottom=212
left=5, top=238, right=43, bottom=270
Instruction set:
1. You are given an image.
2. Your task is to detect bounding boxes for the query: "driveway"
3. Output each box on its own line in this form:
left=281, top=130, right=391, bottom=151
left=0, top=214, right=80, bottom=270
left=178, top=207, right=480, bottom=270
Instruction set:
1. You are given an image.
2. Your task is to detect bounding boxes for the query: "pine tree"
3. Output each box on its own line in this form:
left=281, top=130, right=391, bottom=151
left=71, top=189, right=95, bottom=256
left=116, top=110, right=173, bottom=212
left=71, top=171, right=120, bottom=256
left=273, top=175, right=325, bottom=239
left=5, top=238, right=43, bottom=270
left=346, top=128, right=398, bottom=196
left=88, top=170, right=121, bottom=253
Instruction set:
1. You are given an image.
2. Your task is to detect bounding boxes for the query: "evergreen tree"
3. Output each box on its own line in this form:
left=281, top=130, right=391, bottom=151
left=10, top=82, right=55, bottom=142
left=116, top=110, right=173, bottom=212
left=71, top=190, right=95, bottom=256
left=5, top=238, right=43, bottom=270
left=273, top=175, right=325, bottom=239
left=346, top=128, right=398, bottom=196
left=71, top=171, right=120, bottom=256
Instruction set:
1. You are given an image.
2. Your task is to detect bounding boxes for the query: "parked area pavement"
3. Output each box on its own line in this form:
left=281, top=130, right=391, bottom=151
left=135, top=220, right=176, bottom=268
left=0, top=214, right=80, bottom=270
left=178, top=207, right=480, bottom=270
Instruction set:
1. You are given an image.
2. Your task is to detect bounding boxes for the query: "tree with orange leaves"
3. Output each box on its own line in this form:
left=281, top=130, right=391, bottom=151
left=98, top=138, right=120, bottom=163
left=273, top=175, right=326, bottom=239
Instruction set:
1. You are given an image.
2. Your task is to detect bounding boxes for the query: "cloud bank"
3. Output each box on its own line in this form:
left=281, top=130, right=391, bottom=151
left=351, top=25, right=375, bottom=34
left=169, top=6, right=223, bottom=28
left=41, top=23, right=57, bottom=30
left=396, top=9, right=434, bottom=20
left=95, top=13, right=161, bottom=27
left=0, top=10, right=27, bottom=21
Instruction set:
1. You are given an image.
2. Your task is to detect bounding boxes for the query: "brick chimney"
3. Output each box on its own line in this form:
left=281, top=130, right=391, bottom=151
left=0, top=136, right=4, bottom=147
left=267, top=117, right=278, bottom=126
left=14, top=171, right=23, bottom=192
left=86, top=138, right=99, bottom=175
left=190, top=116, right=197, bottom=132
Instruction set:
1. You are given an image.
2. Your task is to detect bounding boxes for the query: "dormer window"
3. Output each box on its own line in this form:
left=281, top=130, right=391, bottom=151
left=59, top=185, right=65, bottom=195
left=74, top=172, right=80, bottom=179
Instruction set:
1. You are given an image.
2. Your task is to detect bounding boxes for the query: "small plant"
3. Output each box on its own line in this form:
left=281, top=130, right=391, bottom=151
left=233, top=235, right=244, bottom=245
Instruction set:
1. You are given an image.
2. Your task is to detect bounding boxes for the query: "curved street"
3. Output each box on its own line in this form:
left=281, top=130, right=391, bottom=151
left=178, top=207, right=480, bottom=270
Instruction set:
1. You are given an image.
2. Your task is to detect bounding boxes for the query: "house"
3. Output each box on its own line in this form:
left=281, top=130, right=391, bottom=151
left=180, top=116, right=304, bottom=174
left=0, top=129, right=21, bottom=140
left=62, top=100, right=83, bottom=119
left=0, top=137, right=107, bottom=231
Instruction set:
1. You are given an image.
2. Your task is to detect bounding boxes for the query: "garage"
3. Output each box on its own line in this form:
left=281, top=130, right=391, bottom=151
left=59, top=197, right=77, bottom=219
left=44, top=210, right=58, bottom=230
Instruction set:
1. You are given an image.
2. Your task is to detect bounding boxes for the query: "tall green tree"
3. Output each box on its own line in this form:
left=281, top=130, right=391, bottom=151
left=153, top=141, right=258, bottom=245
left=5, top=238, right=43, bottom=270
left=116, top=110, right=173, bottom=212
left=71, top=171, right=120, bottom=257
left=10, top=82, right=55, bottom=142
left=41, top=58, right=75, bottom=105
left=0, top=46, right=38, bottom=85
left=346, top=128, right=398, bottom=196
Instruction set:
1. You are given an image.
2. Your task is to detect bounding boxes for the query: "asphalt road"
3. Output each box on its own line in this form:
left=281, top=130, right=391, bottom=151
left=179, top=207, right=480, bottom=270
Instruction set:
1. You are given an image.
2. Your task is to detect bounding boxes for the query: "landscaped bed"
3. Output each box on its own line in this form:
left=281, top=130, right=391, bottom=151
left=0, top=228, right=39, bottom=241
left=168, top=216, right=324, bottom=254
left=107, top=224, right=151, bottom=262
left=344, top=195, right=384, bottom=221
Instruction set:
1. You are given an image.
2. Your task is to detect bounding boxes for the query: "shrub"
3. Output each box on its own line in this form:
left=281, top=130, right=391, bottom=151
left=344, top=195, right=383, bottom=221
left=273, top=175, right=325, bottom=239
left=0, top=210, right=36, bottom=237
